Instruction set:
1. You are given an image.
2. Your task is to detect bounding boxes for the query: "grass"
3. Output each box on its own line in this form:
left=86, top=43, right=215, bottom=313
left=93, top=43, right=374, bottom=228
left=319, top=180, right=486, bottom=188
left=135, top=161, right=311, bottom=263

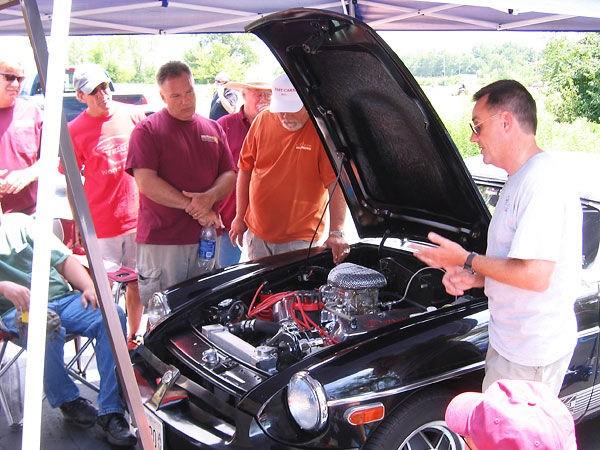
left=422, top=85, right=600, bottom=158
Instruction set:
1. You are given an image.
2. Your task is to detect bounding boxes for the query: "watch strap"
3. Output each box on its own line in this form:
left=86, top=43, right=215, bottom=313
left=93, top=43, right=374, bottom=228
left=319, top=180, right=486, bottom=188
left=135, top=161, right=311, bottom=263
left=464, top=252, right=477, bottom=274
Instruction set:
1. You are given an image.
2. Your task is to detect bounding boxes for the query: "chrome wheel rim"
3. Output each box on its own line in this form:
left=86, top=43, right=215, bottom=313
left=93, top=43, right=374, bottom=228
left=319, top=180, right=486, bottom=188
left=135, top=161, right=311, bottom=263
left=397, top=420, right=464, bottom=450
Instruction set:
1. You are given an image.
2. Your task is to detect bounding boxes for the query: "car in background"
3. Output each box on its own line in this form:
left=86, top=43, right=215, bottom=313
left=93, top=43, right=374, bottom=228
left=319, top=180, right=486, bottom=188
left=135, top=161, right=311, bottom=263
left=19, top=66, right=150, bottom=121
left=130, top=9, right=600, bottom=450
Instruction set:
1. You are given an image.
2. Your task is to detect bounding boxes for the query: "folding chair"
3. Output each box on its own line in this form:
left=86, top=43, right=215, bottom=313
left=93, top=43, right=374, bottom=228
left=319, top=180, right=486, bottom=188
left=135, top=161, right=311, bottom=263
left=0, top=325, right=25, bottom=430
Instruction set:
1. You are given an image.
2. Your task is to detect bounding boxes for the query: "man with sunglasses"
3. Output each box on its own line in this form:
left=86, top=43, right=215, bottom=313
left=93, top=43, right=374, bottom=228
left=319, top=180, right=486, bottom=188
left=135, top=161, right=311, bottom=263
left=414, top=80, right=582, bottom=395
left=209, top=71, right=237, bottom=120
left=0, top=56, right=42, bottom=215
left=64, top=64, right=146, bottom=349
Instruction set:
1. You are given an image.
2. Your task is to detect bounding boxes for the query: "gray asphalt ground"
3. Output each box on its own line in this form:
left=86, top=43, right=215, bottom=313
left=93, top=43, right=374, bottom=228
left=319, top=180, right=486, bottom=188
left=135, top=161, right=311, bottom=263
left=0, top=340, right=142, bottom=450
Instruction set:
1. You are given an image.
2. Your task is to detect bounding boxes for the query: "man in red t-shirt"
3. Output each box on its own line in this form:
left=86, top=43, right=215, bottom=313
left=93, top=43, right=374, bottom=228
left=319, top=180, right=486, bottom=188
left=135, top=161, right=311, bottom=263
left=230, top=74, right=350, bottom=264
left=126, top=61, right=235, bottom=307
left=0, top=56, right=42, bottom=215
left=216, top=75, right=272, bottom=267
left=67, top=64, right=146, bottom=346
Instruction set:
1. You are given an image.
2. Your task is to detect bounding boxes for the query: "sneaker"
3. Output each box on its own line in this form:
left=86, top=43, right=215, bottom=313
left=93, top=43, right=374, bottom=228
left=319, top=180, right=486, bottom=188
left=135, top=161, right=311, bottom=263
left=59, top=397, right=98, bottom=428
left=98, top=413, right=138, bottom=447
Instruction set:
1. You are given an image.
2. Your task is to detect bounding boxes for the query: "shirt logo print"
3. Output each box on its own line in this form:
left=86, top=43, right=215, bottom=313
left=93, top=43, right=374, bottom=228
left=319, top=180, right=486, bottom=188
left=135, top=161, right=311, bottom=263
left=201, top=135, right=218, bottom=143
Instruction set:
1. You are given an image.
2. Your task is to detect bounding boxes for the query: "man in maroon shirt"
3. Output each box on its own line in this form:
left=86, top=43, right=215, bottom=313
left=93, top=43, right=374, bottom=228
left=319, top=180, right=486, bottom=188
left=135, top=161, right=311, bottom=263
left=0, top=56, right=42, bottom=215
left=216, top=76, right=271, bottom=267
left=126, top=61, right=235, bottom=306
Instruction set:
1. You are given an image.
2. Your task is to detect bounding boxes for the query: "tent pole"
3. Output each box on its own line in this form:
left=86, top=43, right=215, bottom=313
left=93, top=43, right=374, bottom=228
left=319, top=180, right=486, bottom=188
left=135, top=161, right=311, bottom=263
left=19, top=1, right=153, bottom=448
left=19, top=1, right=69, bottom=448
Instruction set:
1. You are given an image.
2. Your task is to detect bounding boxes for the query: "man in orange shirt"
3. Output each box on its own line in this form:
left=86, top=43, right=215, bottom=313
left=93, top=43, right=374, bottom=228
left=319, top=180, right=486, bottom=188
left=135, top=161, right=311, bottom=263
left=230, top=74, right=349, bottom=264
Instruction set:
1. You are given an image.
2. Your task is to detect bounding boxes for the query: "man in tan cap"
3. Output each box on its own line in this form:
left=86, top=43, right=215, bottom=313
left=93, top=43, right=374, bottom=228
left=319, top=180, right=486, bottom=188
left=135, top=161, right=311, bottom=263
left=216, top=73, right=272, bottom=266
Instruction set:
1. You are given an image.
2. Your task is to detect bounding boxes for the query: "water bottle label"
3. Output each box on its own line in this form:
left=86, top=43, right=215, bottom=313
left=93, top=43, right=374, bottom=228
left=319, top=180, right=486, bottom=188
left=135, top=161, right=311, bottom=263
left=199, top=240, right=216, bottom=259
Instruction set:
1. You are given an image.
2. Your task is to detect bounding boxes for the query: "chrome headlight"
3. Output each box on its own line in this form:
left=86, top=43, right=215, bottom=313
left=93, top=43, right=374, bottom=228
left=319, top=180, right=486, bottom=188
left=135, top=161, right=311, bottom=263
left=287, top=371, right=328, bottom=431
left=146, top=292, right=171, bottom=327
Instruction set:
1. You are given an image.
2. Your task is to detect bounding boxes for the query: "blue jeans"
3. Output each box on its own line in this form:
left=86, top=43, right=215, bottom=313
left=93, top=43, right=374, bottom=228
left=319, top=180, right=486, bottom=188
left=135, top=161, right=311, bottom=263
left=2, top=292, right=127, bottom=416
left=218, top=231, right=242, bottom=268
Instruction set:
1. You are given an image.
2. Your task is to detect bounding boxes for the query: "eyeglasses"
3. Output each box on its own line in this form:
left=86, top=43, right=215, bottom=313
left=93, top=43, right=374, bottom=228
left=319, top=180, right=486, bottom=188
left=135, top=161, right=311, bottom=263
left=0, top=72, right=25, bottom=83
left=469, top=112, right=502, bottom=136
left=215, top=79, right=227, bottom=85
left=88, top=82, right=109, bottom=96
left=249, top=90, right=272, bottom=100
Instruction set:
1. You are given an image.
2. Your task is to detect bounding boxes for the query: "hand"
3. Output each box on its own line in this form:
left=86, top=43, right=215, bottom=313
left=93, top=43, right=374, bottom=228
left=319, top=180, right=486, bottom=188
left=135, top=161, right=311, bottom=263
left=0, top=281, right=31, bottom=312
left=229, top=216, right=247, bottom=248
left=324, top=233, right=350, bottom=265
left=182, top=190, right=216, bottom=223
left=80, top=287, right=98, bottom=310
left=411, top=232, right=469, bottom=271
left=199, top=210, right=223, bottom=229
left=441, top=266, right=480, bottom=296
left=0, top=167, right=36, bottom=195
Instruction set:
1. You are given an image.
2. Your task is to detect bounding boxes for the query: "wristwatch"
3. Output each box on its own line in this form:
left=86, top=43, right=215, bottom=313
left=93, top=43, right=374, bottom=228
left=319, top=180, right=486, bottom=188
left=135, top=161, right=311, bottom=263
left=329, top=230, right=345, bottom=237
left=463, top=252, right=477, bottom=274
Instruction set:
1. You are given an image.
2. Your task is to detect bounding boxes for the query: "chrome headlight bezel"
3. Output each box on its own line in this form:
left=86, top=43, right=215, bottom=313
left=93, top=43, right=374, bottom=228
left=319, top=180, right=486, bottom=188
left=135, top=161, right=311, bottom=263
left=146, top=292, right=171, bottom=328
left=287, top=371, right=328, bottom=431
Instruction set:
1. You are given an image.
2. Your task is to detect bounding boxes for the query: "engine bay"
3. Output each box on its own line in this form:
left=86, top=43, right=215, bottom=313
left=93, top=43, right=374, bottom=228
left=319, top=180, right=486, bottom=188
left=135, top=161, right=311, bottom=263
left=198, top=258, right=463, bottom=374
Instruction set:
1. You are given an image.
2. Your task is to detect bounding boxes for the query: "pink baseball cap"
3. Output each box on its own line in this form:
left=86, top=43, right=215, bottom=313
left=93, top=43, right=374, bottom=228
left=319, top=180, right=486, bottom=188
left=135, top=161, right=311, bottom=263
left=445, top=379, right=577, bottom=450
left=269, top=73, right=303, bottom=113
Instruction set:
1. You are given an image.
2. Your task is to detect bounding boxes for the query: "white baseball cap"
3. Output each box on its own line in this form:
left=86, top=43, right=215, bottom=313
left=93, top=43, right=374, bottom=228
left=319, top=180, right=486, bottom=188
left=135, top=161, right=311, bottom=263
left=73, top=64, right=111, bottom=94
left=269, top=73, right=303, bottom=113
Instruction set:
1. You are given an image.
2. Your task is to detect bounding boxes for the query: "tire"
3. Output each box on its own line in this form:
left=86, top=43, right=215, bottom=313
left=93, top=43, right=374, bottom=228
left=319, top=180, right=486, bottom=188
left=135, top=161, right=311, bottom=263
left=364, top=389, right=465, bottom=450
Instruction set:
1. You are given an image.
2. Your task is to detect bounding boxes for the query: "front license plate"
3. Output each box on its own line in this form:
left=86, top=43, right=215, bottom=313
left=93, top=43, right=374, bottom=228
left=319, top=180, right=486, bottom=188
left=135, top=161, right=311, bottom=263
left=144, top=408, right=164, bottom=450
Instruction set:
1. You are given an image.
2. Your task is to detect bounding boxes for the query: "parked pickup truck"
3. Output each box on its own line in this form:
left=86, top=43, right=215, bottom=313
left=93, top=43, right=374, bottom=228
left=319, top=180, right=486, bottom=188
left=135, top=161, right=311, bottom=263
left=19, top=66, right=150, bottom=121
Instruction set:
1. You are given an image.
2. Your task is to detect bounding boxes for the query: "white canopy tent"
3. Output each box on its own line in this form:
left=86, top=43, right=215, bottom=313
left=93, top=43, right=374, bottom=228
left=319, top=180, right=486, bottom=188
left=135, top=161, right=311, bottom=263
left=2, top=0, right=600, bottom=34
left=1, top=1, right=600, bottom=450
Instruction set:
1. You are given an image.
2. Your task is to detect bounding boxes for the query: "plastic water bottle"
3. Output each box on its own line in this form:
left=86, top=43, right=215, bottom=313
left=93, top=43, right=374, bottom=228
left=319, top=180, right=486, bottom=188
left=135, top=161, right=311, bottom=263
left=198, top=225, right=217, bottom=272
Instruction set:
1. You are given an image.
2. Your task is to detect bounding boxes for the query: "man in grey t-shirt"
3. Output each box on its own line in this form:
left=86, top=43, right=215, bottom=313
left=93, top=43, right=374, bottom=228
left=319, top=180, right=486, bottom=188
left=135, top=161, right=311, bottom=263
left=414, top=80, right=582, bottom=395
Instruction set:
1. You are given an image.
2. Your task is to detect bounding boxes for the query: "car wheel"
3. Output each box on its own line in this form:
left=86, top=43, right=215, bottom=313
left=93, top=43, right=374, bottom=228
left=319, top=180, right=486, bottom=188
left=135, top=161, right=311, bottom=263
left=364, top=389, right=465, bottom=450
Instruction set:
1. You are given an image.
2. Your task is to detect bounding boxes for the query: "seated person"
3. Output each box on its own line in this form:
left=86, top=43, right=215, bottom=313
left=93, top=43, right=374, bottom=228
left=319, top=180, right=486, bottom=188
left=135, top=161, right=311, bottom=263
left=445, top=379, right=576, bottom=450
left=0, top=207, right=136, bottom=447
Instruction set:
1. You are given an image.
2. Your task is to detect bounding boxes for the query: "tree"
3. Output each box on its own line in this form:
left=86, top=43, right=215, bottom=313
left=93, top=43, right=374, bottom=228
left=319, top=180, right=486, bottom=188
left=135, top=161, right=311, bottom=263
left=541, top=33, right=600, bottom=124
left=183, top=34, right=260, bottom=84
left=68, top=36, right=158, bottom=83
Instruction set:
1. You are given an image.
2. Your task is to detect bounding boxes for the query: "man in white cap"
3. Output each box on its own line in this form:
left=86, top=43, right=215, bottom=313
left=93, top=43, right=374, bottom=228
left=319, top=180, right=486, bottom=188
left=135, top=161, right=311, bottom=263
left=216, top=72, right=272, bottom=267
left=66, top=64, right=145, bottom=348
left=230, top=73, right=350, bottom=264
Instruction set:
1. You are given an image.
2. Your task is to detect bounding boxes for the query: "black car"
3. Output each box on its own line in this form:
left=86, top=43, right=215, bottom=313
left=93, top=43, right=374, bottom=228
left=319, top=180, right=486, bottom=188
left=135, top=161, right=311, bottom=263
left=131, top=9, right=600, bottom=450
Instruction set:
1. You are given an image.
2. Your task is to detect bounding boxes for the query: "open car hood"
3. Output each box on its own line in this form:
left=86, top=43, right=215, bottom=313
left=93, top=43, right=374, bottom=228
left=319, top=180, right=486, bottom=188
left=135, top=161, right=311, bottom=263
left=248, top=9, right=490, bottom=253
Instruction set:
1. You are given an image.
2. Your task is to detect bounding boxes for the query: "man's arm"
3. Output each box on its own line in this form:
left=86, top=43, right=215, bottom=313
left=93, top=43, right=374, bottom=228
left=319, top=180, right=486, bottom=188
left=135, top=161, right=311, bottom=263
left=323, top=182, right=350, bottom=264
left=217, top=87, right=236, bottom=114
left=57, top=255, right=98, bottom=309
left=133, top=168, right=190, bottom=210
left=414, top=232, right=556, bottom=293
left=0, top=161, right=41, bottom=195
left=229, top=169, right=251, bottom=247
left=0, top=281, right=31, bottom=311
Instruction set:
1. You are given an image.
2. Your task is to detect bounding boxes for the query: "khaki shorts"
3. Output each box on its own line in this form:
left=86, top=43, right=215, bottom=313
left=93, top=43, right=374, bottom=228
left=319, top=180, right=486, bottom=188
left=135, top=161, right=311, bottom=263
left=246, top=230, right=310, bottom=260
left=136, top=243, right=203, bottom=307
left=483, top=345, right=573, bottom=395
left=98, top=233, right=137, bottom=271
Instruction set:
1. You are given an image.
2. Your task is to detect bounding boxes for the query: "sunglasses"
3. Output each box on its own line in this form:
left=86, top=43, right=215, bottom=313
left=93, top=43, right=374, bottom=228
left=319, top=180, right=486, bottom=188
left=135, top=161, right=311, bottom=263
left=88, top=82, right=109, bottom=96
left=0, top=72, right=25, bottom=83
left=469, top=112, right=502, bottom=136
